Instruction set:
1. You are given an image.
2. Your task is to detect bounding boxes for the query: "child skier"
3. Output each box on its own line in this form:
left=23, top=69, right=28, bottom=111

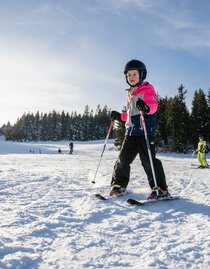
left=110, top=59, right=170, bottom=199
left=195, top=135, right=209, bottom=168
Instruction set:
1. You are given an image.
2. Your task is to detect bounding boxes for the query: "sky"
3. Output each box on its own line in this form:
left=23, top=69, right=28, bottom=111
left=0, top=0, right=210, bottom=126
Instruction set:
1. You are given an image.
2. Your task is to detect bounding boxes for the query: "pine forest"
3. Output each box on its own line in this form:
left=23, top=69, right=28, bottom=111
left=1, top=85, right=209, bottom=153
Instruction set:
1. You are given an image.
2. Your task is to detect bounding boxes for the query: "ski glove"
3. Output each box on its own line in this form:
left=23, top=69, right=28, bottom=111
left=136, top=98, right=150, bottom=113
left=110, top=111, right=121, bottom=121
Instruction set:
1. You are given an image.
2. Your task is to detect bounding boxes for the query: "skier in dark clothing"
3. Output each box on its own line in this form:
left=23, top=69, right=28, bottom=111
left=69, top=142, right=74, bottom=154
left=110, top=59, right=170, bottom=199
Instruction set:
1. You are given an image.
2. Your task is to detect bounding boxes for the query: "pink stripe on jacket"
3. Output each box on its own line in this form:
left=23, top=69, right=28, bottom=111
left=121, top=82, right=158, bottom=122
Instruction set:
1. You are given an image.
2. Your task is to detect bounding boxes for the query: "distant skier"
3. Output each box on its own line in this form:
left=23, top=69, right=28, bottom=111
left=69, top=141, right=74, bottom=154
left=58, top=148, right=62, bottom=154
left=195, top=135, right=209, bottom=168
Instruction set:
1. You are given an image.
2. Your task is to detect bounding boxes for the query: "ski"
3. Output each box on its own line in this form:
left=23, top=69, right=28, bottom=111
left=95, top=193, right=107, bottom=200
left=95, top=191, right=129, bottom=201
left=127, top=196, right=180, bottom=206
left=95, top=193, right=180, bottom=205
left=189, top=166, right=209, bottom=169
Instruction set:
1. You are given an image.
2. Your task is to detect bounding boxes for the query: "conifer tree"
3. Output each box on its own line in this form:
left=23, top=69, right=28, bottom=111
left=166, top=85, right=189, bottom=152
left=207, top=90, right=210, bottom=144
left=113, top=107, right=126, bottom=149
left=61, top=111, right=68, bottom=140
left=82, top=105, right=92, bottom=140
left=190, top=89, right=208, bottom=147
left=12, top=115, right=25, bottom=141
left=34, top=111, right=41, bottom=141
left=113, top=121, right=125, bottom=149
left=0, top=122, right=13, bottom=140
left=156, top=96, right=169, bottom=145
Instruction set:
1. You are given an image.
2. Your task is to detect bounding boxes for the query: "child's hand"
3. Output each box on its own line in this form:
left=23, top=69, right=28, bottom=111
left=136, top=98, right=150, bottom=113
left=110, top=111, right=121, bottom=121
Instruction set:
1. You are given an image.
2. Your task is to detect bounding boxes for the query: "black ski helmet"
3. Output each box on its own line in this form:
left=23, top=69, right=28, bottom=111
left=124, top=59, right=147, bottom=83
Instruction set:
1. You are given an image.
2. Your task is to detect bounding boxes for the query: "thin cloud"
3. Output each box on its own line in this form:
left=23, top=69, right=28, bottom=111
left=107, top=0, right=210, bottom=51
left=55, top=6, right=85, bottom=26
left=0, top=0, right=209, bottom=126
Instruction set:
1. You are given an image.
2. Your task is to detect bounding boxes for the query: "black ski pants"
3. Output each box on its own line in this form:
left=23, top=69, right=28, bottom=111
left=111, top=136, right=167, bottom=189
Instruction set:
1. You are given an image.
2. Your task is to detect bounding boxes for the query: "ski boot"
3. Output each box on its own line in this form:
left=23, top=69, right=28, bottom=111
left=109, top=185, right=126, bottom=197
left=148, top=187, right=170, bottom=200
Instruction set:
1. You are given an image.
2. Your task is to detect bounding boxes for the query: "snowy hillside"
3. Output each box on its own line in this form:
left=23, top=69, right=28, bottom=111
left=0, top=139, right=209, bottom=269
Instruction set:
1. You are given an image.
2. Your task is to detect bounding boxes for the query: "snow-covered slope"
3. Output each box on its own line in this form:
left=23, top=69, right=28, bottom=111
left=0, top=140, right=209, bottom=269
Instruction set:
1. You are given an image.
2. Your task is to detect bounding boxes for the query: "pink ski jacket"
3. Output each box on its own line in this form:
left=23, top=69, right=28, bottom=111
left=121, top=82, right=158, bottom=138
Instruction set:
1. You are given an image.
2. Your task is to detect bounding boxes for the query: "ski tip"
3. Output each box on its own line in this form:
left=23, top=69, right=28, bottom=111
left=127, top=198, right=144, bottom=206
left=95, top=193, right=107, bottom=200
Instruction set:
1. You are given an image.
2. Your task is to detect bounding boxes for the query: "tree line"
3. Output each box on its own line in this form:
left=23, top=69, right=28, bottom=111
left=0, top=85, right=209, bottom=152
left=0, top=105, right=111, bottom=142
left=157, top=85, right=209, bottom=151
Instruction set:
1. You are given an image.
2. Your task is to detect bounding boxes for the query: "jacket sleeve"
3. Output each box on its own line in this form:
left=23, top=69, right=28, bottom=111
left=144, top=86, right=158, bottom=115
left=120, top=112, right=127, bottom=122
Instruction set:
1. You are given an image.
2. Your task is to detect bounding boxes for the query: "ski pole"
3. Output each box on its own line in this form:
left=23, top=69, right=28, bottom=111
left=189, top=150, right=195, bottom=168
left=140, top=111, right=159, bottom=194
left=92, top=121, right=114, bottom=184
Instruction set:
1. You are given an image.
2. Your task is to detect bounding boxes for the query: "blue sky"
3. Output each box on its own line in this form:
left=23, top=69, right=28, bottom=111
left=0, top=0, right=210, bottom=126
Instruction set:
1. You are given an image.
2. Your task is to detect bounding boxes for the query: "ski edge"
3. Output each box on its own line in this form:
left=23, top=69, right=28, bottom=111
left=95, top=191, right=129, bottom=201
left=127, top=196, right=180, bottom=206
left=127, top=198, right=144, bottom=206
left=95, top=193, right=107, bottom=200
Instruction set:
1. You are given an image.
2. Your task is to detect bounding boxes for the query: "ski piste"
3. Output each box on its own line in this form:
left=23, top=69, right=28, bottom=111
left=95, top=193, right=180, bottom=205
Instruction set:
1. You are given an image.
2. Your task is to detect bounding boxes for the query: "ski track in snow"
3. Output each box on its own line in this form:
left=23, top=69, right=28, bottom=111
left=0, top=141, right=209, bottom=269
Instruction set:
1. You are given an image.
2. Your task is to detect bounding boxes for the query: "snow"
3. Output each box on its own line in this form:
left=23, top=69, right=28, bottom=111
left=0, top=138, right=209, bottom=269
